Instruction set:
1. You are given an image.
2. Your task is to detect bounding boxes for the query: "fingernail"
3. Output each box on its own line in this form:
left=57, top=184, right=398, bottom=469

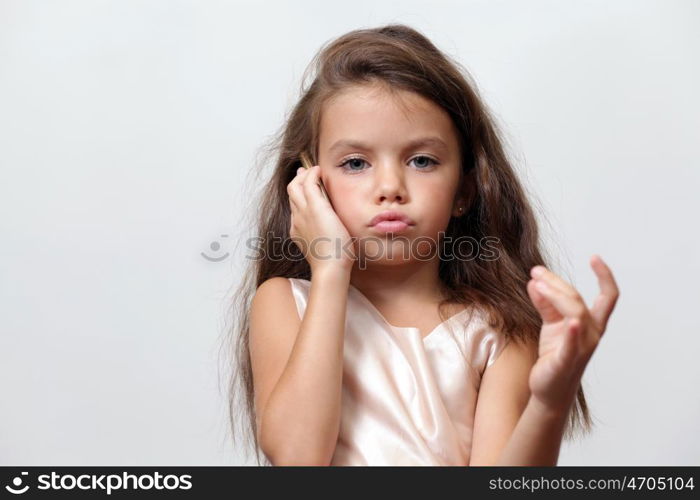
left=531, top=266, right=545, bottom=277
left=535, top=280, right=549, bottom=292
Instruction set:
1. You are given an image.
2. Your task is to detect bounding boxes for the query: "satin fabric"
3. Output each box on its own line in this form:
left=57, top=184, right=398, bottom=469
left=288, top=278, right=510, bottom=466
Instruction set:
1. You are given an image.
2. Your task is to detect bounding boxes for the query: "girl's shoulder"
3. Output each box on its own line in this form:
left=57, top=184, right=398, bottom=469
left=444, top=305, right=510, bottom=375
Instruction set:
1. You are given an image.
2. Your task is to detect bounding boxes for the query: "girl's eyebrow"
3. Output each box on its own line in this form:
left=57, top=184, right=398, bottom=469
left=328, top=136, right=449, bottom=154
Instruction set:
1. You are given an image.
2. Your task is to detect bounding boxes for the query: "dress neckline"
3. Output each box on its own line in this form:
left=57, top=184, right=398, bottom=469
left=347, top=282, right=472, bottom=342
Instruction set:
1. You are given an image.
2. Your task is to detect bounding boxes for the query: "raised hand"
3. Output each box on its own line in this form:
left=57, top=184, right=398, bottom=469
left=526, top=255, right=620, bottom=413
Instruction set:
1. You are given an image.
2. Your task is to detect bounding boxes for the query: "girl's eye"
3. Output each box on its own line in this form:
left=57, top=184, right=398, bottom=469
left=337, top=155, right=439, bottom=173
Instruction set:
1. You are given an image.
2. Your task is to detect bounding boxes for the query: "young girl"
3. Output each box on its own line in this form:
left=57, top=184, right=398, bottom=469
left=224, top=24, right=619, bottom=466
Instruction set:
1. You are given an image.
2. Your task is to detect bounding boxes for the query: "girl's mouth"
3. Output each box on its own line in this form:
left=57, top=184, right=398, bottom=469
left=370, top=220, right=411, bottom=233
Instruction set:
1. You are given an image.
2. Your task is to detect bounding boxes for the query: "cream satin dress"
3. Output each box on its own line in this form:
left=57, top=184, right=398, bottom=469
left=288, top=277, right=510, bottom=466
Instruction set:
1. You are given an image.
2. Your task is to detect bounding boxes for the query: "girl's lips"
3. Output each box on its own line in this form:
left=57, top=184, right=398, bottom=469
left=371, top=220, right=411, bottom=233
left=368, top=210, right=416, bottom=227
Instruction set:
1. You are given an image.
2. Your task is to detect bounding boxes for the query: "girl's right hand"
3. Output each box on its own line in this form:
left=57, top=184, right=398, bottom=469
left=287, top=164, right=356, bottom=273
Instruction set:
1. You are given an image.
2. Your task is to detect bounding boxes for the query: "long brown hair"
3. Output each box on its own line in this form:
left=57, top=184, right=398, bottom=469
left=219, top=23, right=593, bottom=466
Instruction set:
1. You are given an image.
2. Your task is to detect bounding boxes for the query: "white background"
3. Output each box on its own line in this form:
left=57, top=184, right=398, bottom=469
left=1, top=0, right=698, bottom=465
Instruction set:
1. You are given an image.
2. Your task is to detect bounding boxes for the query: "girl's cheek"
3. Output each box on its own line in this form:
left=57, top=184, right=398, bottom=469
left=333, top=200, right=362, bottom=234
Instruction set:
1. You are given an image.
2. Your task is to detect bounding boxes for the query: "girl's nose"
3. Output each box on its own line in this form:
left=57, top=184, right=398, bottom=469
left=373, top=164, right=408, bottom=204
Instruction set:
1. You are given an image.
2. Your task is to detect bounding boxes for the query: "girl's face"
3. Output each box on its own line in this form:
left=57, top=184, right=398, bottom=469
left=317, top=84, right=465, bottom=262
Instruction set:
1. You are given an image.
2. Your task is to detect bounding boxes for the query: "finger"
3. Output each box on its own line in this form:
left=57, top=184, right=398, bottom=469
left=289, top=195, right=300, bottom=212
left=302, top=165, right=328, bottom=206
left=531, top=266, right=580, bottom=300
left=526, top=279, right=563, bottom=324
left=287, top=168, right=308, bottom=210
left=294, top=165, right=310, bottom=181
left=288, top=169, right=302, bottom=208
left=557, top=318, right=580, bottom=367
left=301, top=164, right=318, bottom=191
left=589, top=254, right=620, bottom=331
left=312, top=165, right=332, bottom=204
left=288, top=185, right=306, bottom=211
left=532, top=277, right=588, bottom=319
left=300, top=165, right=316, bottom=204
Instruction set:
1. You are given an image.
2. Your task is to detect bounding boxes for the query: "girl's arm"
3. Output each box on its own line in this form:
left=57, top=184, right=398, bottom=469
left=496, top=392, right=573, bottom=465
left=470, top=255, right=619, bottom=466
left=249, top=266, right=351, bottom=465
left=469, top=338, right=572, bottom=466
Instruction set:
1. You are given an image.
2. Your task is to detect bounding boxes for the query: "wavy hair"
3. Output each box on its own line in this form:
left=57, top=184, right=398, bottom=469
left=219, top=23, right=593, bottom=466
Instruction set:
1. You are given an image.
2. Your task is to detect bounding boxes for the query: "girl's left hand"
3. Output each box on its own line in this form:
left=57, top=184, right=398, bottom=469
left=526, top=255, right=620, bottom=414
